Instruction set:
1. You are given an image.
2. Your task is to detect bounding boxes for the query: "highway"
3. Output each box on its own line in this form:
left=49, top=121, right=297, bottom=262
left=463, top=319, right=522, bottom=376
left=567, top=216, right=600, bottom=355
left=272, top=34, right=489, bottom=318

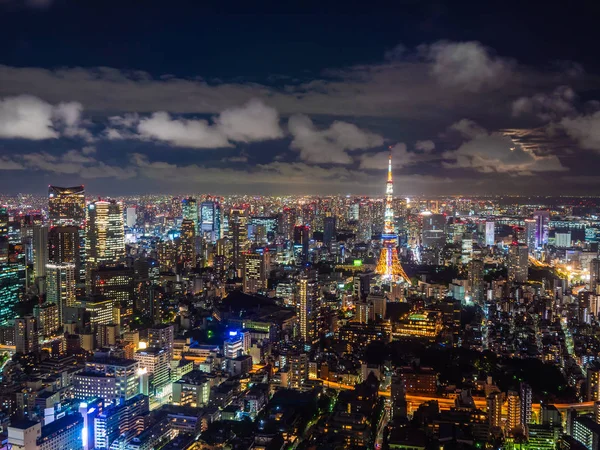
left=317, top=378, right=594, bottom=416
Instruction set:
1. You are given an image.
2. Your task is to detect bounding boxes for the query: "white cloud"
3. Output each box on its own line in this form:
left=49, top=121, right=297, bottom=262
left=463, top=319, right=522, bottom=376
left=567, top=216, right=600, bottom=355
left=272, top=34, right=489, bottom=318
left=288, top=114, right=385, bottom=164
left=415, top=140, right=435, bottom=152
left=0, top=156, right=25, bottom=170
left=444, top=120, right=567, bottom=173
left=359, top=143, right=410, bottom=169
left=109, top=99, right=283, bottom=149
left=420, top=41, right=514, bottom=92
left=215, top=99, right=283, bottom=142
left=512, top=85, right=576, bottom=121
left=137, top=112, right=232, bottom=148
left=560, top=111, right=600, bottom=151
left=0, top=95, right=92, bottom=141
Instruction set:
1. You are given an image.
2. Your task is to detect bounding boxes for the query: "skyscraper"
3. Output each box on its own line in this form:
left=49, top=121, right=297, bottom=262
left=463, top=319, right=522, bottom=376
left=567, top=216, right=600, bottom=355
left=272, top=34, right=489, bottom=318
left=0, top=206, right=8, bottom=264
left=15, top=315, right=38, bottom=354
left=229, top=209, right=248, bottom=270
left=358, top=203, right=372, bottom=242
left=524, top=218, right=536, bottom=250
left=508, top=243, right=529, bottom=284
left=179, top=219, right=196, bottom=268
left=323, top=216, right=336, bottom=248
left=297, top=276, right=316, bottom=343
left=46, top=262, right=76, bottom=325
left=48, top=225, right=80, bottom=277
left=200, top=200, right=221, bottom=241
left=376, top=150, right=410, bottom=284
left=48, top=185, right=86, bottom=226
left=32, top=224, right=48, bottom=292
left=86, top=200, right=126, bottom=273
left=0, top=263, right=23, bottom=325
left=468, top=259, right=485, bottom=303
left=293, top=225, right=310, bottom=262
left=422, top=213, right=446, bottom=248
left=182, top=197, right=199, bottom=231
left=243, top=251, right=270, bottom=293
left=591, top=259, right=600, bottom=295
left=533, top=210, right=550, bottom=249
left=485, top=221, right=495, bottom=246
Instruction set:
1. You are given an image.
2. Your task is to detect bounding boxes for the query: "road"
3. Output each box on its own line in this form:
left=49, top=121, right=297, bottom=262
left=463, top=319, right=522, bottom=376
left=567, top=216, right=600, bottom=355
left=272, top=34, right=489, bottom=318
left=317, top=378, right=594, bottom=416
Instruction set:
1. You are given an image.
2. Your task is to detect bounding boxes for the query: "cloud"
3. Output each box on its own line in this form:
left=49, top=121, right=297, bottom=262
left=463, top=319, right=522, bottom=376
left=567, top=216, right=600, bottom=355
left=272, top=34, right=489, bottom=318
left=444, top=120, right=567, bottom=173
left=136, top=112, right=232, bottom=148
left=512, top=85, right=577, bottom=121
left=108, top=99, right=283, bottom=148
left=560, top=111, right=600, bottom=151
left=420, top=41, right=514, bottom=92
left=0, top=148, right=135, bottom=179
left=359, top=143, right=409, bottom=169
left=288, top=114, right=385, bottom=164
left=415, top=140, right=435, bottom=152
left=0, top=95, right=92, bottom=141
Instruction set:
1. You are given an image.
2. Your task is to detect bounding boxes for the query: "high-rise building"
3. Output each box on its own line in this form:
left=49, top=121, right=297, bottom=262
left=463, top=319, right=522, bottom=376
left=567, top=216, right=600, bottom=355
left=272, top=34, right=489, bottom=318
left=524, top=219, right=536, bottom=250
left=0, top=262, right=23, bottom=325
left=74, top=358, right=140, bottom=401
left=0, top=206, right=8, bottom=264
left=485, top=221, right=495, bottom=246
left=33, top=302, right=59, bottom=338
left=376, top=150, right=410, bottom=284
left=296, top=276, right=318, bottom=343
left=358, top=203, right=372, bottom=243
left=48, top=225, right=80, bottom=279
left=182, top=197, right=199, bottom=231
left=422, top=213, right=446, bottom=248
left=506, top=390, right=522, bottom=434
left=591, top=259, right=600, bottom=295
left=281, top=207, right=296, bottom=241
left=243, top=251, right=270, bottom=293
left=135, top=348, right=170, bottom=395
left=32, top=225, right=48, bottom=291
left=468, top=259, right=485, bottom=303
left=148, top=324, right=174, bottom=360
left=533, top=210, right=550, bottom=249
left=229, top=209, right=248, bottom=269
left=126, top=207, right=137, bottom=228
left=86, top=200, right=125, bottom=273
left=487, top=391, right=504, bottom=429
left=48, top=185, right=86, bottom=226
left=15, top=315, right=38, bottom=354
left=157, top=240, right=177, bottom=272
left=508, top=243, right=529, bottom=284
left=200, top=201, right=221, bottom=241
left=555, top=231, right=572, bottom=248
left=91, top=265, right=135, bottom=312
left=46, top=262, right=76, bottom=325
left=323, top=216, right=337, bottom=248
left=293, top=225, right=310, bottom=262
left=520, top=382, right=533, bottom=427
left=179, top=219, right=196, bottom=268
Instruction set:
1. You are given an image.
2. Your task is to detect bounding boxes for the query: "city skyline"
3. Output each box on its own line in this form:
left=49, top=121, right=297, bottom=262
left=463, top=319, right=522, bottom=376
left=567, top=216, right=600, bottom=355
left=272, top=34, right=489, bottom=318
left=1, top=1, right=600, bottom=195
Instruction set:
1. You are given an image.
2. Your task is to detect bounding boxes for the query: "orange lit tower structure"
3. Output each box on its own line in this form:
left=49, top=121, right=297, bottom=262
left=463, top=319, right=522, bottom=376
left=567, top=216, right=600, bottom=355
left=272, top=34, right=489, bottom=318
left=376, top=149, right=410, bottom=284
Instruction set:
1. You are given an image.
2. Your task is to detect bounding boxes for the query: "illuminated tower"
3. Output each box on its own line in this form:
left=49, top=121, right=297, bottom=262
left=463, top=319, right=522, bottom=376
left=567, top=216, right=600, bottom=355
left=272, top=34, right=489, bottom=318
left=86, top=200, right=126, bottom=274
left=376, top=150, right=410, bottom=284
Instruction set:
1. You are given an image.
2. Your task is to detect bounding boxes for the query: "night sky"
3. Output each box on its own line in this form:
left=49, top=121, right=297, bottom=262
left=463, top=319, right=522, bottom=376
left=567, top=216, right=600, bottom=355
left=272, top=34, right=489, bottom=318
left=1, top=0, right=600, bottom=196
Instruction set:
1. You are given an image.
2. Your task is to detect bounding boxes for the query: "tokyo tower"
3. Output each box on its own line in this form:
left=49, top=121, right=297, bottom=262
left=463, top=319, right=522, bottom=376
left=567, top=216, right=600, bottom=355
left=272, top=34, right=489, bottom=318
left=375, top=148, right=411, bottom=284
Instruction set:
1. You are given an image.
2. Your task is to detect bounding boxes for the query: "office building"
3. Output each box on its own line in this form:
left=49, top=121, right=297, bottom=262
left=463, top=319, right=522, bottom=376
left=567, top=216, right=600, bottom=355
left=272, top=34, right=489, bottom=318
left=48, top=185, right=86, bottom=226
left=243, top=251, right=270, bottom=293
left=33, top=302, right=59, bottom=338
left=533, top=210, right=550, bottom=249
left=0, top=262, right=23, bottom=325
left=422, top=213, right=446, bottom=248
left=91, top=265, right=135, bottom=311
left=201, top=200, right=221, bottom=241
left=125, top=207, right=137, bottom=228
left=15, top=315, right=38, bottom=354
left=32, top=225, right=48, bottom=292
left=38, top=413, right=84, bottom=450
left=358, top=203, right=372, bottom=243
left=469, top=259, right=485, bottom=302
left=297, top=277, right=318, bottom=343
left=46, top=262, right=76, bottom=325
left=323, top=216, right=336, bottom=248
left=592, top=259, right=600, bottom=295
left=508, top=243, right=528, bottom=284
left=485, top=220, right=495, bottom=246
left=86, top=199, right=126, bottom=273
left=134, top=348, right=170, bottom=394
left=293, top=225, right=310, bottom=262
left=524, top=218, right=536, bottom=250
left=182, top=197, right=199, bottom=231
left=179, top=219, right=196, bottom=268
left=74, top=358, right=140, bottom=401
left=48, top=225, right=80, bottom=284
left=172, top=370, right=212, bottom=408
left=148, top=324, right=175, bottom=360
left=229, top=208, right=248, bottom=269
left=555, top=231, right=572, bottom=248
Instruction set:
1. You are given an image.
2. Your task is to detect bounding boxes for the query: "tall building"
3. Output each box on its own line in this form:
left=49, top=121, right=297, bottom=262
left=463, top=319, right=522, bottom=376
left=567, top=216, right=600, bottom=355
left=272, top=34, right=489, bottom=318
left=33, top=302, right=59, bottom=338
left=179, top=219, right=196, bottom=268
left=74, top=358, right=140, bottom=401
left=555, top=231, right=572, bottom=248
left=358, top=203, right=372, bottom=243
left=506, top=390, right=522, bottom=434
left=86, top=200, right=126, bottom=273
left=200, top=200, right=221, bottom=241
left=468, top=259, right=485, bottom=303
left=148, top=324, right=175, bottom=360
left=281, top=207, right=296, bottom=241
left=323, top=216, right=337, bottom=248
left=48, top=225, right=80, bottom=278
left=533, top=210, right=550, bottom=249
left=296, top=276, right=318, bottom=343
left=243, top=251, right=270, bottom=293
left=520, top=382, right=533, bottom=427
left=591, top=259, right=600, bottom=295
left=229, top=209, right=248, bottom=270
left=293, top=225, right=310, bottom=262
left=15, top=315, right=38, bottom=354
left=508, top=243, right=529, bottom=284
left=485, top=221, right=495, bottom=246
left=524, top=218, right=536, bottom=250
left=376, top=150, right=410, bottom=284
left=0, top=206, right=7, bottom=264
left=487, top=391, right=504, bottom=429
left=32, top=225, right=48, bottom=292
left=46, top=262, right=76, bottom=325
left=91, top=265, right=135, bottom=312
left=126, top=207, right=137, bottom=228
left=135, top=348, right=170, bottom=395
left=422, top=213, right=446, bottom=248
left=182, top=197, right=199, bottom=231
left=48, top=185, right=85, bottom=226
left=0, top=262, right=23, bottom=325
